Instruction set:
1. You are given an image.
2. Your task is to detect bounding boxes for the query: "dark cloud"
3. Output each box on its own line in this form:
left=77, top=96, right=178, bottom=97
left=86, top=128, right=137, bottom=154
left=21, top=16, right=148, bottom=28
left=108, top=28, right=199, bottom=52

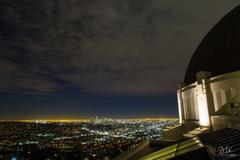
left=0, top=0, right=239, bottom=95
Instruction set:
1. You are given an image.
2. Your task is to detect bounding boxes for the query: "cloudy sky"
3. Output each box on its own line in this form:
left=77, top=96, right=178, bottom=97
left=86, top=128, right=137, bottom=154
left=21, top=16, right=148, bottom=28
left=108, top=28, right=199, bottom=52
left=0, top=0, right=239, bottom=119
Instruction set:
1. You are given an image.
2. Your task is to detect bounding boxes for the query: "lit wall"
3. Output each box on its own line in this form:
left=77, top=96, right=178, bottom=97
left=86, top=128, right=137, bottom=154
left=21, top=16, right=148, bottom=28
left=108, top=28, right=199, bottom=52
left=182, top=87, right=199, bottom=121
left=210, top=77, right=240, bottom=112
left=177, top=71, right=240, bottom=127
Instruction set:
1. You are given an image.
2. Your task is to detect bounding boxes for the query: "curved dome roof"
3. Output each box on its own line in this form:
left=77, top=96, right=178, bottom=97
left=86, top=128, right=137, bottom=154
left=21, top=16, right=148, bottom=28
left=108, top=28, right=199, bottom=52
left=184, top=5, right=240, bottom=85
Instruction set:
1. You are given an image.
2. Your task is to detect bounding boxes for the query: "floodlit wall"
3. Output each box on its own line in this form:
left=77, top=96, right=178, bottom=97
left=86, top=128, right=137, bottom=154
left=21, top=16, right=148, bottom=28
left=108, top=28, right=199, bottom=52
left=177, top=71, right=240, bottom=127
left=182, top=87, right=199, bottom=121
left=210, top=76, right=240, bottom=112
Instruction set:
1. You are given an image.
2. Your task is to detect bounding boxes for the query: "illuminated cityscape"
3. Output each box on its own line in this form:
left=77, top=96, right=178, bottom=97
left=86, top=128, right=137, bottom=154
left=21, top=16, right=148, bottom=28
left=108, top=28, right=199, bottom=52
left=0, top=118, right=178, bottom=159
left=1, top=1, right=240, bottom=160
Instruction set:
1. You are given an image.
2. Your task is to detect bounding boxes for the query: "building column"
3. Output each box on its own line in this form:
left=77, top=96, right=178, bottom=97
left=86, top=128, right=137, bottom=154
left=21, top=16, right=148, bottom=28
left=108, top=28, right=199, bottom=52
left=177, top=83, right=185, bottom=124
left=196, top=71, right=212, bottom=127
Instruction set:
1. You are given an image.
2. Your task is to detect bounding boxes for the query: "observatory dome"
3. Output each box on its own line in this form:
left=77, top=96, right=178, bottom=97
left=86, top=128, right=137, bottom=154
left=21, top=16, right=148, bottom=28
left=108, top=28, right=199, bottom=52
left=184, top=5, right=240, bottom=85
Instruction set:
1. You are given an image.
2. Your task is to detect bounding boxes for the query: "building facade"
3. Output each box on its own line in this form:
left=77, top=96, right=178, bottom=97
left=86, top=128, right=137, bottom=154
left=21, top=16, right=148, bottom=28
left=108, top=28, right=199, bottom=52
left=178, top=70, right=240, bottom=129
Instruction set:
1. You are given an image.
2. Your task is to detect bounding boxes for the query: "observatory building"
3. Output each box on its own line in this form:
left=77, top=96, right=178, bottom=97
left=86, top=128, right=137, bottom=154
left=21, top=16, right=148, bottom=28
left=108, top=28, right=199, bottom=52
left=160, top=3, right=240, bottom=142
left=115, top=4, right=240, bottom=160
left=178, top=4, right=240, bottom=130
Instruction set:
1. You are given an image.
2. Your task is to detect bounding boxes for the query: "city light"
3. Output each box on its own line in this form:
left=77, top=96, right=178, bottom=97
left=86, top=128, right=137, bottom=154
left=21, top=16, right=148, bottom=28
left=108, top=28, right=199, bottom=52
left=0, top=118, right=179, bottom=159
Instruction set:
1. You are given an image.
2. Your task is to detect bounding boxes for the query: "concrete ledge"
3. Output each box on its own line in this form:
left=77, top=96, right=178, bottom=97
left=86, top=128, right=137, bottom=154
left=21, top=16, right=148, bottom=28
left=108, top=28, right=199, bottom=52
left=211, top=115, right=240, bottom=131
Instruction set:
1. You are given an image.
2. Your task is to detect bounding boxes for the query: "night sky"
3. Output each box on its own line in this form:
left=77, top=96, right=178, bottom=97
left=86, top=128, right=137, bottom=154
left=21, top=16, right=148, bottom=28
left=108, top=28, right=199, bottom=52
left=0, top=1, right=239, bottom=119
